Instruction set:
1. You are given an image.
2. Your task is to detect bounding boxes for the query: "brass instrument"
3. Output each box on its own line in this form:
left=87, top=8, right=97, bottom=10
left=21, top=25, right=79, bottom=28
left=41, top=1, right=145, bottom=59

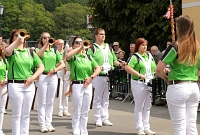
left=18, top=29, right=30, bottom=39
left=83, top=40, right=91, bottom=48
left=48, top=38, right=55, bottom=45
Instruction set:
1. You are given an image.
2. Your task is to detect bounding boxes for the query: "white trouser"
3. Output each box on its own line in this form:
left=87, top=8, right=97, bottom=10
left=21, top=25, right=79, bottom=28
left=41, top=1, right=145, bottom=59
left=37, top=74, right=58, bottom=127
left=57, top=70, right=70, bottom=113
left=92, top=76, right=109, bottom=123
left=71, top=83, right=92, bottom=135
left=166, top=82, right=199, bottom=135
left=8, top=82, right=35, bottom=135
left=0, top=85, right=7, bottom=131
left=131, top=79, right=151, bottom=131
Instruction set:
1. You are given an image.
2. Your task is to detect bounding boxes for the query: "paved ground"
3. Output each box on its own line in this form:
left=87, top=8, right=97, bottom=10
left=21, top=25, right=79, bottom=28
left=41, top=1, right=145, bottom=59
left=2, top=96, right=200, bottom=135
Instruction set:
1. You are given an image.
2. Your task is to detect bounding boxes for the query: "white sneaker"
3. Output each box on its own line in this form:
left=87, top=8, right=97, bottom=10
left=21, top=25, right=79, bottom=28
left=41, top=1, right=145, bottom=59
left=40, top=127, right=48, bottom=133
left=47, top=125, right=55, bottom=132
left=0, top=130, right=5, bottom=135
left=115, top=97, right=119, bottom=100
left=103, top=120, right=113, bottom=126
left=137, top=130, right=145, bottom=135
left=144, top=129, right=156, bottom=135
left=58, top=112, right=63, bottom=117
left=63, top=111, right=71, bottom=117
left=95, top=121, right=102, bottom=127
left=118, top=97, right=123, bottom=101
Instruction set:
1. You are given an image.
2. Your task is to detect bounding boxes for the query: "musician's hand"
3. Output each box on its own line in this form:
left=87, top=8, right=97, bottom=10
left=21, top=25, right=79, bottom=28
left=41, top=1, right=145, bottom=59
left=24, top=77, right=34, bottom=88
left=84, top=77, right=92, bottom=88
left=1, top=90, right=8, bottom=98
left=47, top=69, right=55, bottom=77
left=138, top=74, right=146, bottom=80
left=0, top=81, right=6, bottom=89
left=164, top=68, right=170, bottom=73
left=121, top=61, right=127, bottom=68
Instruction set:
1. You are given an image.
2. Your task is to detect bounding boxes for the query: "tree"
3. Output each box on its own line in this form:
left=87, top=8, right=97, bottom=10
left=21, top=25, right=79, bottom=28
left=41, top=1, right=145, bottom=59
left=18, top=3, right=55, bottom=40
left=53, top=3, right=92, bottom=40
left=88, top=0, right=182, bottom=54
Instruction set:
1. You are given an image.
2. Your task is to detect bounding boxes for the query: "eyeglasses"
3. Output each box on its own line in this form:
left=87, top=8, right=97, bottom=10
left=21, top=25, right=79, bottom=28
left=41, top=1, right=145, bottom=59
left=75, top=41, right=82, bottom=44
left=43, top=36, right=50, bottom=39
left=14, top=34, right=18, bottom=37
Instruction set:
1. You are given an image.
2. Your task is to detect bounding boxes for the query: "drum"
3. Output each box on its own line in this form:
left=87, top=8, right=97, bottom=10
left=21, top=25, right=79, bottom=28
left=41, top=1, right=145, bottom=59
left=152, top=77, right=168, bottom=105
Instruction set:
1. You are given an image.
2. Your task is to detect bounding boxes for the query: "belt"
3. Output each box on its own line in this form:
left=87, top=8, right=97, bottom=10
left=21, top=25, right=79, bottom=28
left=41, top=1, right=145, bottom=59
left=72, top=80, right=85, bottom=84
left=8, top=80, right=26, bottom=83
left=169, top=80, right=197, bottom=85
left=99, top=74, right=108, bottom=76
left=42, top=72, right=57, bottom=75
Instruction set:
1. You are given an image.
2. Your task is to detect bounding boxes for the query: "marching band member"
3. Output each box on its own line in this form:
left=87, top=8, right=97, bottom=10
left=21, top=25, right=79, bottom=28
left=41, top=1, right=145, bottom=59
left=0, top=45, right=7, bottom=135
left=66, top=36, right=101, bottom=135
left=156, top=15, right=200, bottom=135
left=36, top=32, right=65, bottom=133
left=56, top=39, right=71, bottom=117
left=87, top=28, right=124, bottom=127
left=125, top=38, right=156, bottom=135
left=5, top=29, right=44, bottom=135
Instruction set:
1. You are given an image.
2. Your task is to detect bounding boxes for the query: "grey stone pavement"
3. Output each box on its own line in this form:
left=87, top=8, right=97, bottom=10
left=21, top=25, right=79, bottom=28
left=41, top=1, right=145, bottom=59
left=2, top=96, right=200, bottom=135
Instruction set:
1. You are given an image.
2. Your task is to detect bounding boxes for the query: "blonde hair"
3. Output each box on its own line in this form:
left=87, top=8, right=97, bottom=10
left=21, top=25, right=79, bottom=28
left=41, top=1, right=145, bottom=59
left=176, top=15, right=200, bottom=66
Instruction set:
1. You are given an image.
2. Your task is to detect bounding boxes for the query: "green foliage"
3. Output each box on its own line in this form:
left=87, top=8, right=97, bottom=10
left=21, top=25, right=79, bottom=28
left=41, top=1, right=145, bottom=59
left=0, top=0, right=92, bottom=41
left=88, top=0, right=182, bottom=54
left=53, top=3, right=92, bottom=39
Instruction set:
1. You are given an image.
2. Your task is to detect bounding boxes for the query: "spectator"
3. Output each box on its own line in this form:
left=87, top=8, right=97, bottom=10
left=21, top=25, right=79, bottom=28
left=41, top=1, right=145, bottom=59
left=129, top=43, right=135, bottom=57
left=150, top=46, right=163, bottom=65
left=113, top=42, right=123, bottom=58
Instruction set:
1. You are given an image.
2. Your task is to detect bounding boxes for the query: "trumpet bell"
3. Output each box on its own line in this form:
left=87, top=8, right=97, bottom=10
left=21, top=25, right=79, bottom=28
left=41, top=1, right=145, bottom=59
left=18, top=29, right=28, bottom=39
left=83, top=40, right=91, bottom=48
left=48, top=38, right=55, bottom=45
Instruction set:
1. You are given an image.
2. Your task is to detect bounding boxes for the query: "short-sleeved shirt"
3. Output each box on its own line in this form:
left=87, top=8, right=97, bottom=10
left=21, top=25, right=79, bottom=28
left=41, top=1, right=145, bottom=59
left=87, top=43, right=117, bottom=75
left=40, top=48, right=62, bottom=72
left=7, top=48, right=42, bottom=80
left=68, top=54, right=98, bottom=81
left=161, top=45, right=200, bottom=81
left=128, top=52, right=156, bottom=80
left=0, top=59, right=7, bottom=81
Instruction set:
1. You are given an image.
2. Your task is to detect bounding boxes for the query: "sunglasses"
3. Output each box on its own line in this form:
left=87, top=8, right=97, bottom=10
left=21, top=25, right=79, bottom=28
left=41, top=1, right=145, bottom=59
left=14, top=33, right=18, bottom=37
left=75, top=41, right=82, bottom=44
left=43, top=36, right=50, bottom=39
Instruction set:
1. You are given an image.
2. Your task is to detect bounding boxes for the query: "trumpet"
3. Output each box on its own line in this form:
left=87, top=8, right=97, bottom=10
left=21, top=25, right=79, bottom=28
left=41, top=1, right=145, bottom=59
left=48, top=38, right=56, bottom=45
left=83, top=40, right=91, bottom=48
left=18, top=29, right=30, bottom=39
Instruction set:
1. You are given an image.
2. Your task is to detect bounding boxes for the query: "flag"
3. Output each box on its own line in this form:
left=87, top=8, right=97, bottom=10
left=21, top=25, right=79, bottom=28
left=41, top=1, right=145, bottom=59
left=164, top=7, right=170, bottom=19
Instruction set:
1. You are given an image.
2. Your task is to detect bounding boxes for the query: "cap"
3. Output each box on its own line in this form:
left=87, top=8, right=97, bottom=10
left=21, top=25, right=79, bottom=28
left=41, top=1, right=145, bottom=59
left=113, top=42, right=119, bottom=46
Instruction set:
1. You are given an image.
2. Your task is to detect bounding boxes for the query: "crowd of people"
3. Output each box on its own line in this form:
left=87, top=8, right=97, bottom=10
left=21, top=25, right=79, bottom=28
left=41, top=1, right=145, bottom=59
left=0, top=14, right=199, bottom=135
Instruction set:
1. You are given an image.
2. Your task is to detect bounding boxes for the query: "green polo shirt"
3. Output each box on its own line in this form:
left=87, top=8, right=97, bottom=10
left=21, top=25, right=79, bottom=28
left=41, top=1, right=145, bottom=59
left=0, top=59, right=7, bottom=81
left=68, top=54, right=98, bottom=81
left=128, top=52, right=156, bottom=80
left=161, top=45, right=200, bottom=81
left=87, top=43, right=117, bottom=74
left=40, top=48, right=62, bottom=72
left=7, top=48, right=42, bottom=80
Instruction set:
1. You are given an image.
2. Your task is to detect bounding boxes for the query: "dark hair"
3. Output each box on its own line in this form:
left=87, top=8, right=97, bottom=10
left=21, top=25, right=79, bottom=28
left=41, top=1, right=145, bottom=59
left=9, top=29, right=26, bottom=47
left=72, top=36, right=82, bottom=46
left=94, top=28, right=105, bottom=35
left=134, top=38, right=148, bottom=52
left=9, top=29, right=18, bottom=44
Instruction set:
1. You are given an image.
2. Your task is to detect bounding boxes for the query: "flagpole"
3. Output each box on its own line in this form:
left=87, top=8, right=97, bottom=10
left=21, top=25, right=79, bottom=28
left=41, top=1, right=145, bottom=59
left=170, top=0, right=175, bottom=42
